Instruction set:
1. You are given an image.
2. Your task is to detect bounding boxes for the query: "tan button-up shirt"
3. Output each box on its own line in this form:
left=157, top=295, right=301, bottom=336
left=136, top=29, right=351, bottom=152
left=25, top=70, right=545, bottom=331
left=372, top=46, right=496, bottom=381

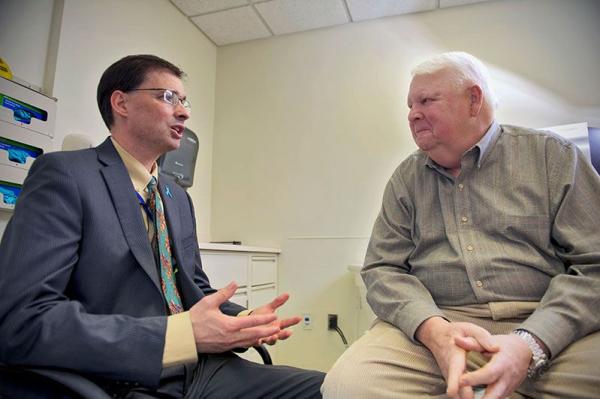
left=363, top=124, right=600, bottom=357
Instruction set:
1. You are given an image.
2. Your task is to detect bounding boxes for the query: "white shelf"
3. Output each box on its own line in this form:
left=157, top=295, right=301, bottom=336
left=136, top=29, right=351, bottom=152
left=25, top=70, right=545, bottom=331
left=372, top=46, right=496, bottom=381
left=199, top=242, right=280, bottom=254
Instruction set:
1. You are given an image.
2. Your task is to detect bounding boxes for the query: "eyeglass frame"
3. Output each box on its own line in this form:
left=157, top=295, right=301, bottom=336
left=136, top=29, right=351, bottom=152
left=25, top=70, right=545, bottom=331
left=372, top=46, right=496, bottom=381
left=127, top=88, right=191, bottom=110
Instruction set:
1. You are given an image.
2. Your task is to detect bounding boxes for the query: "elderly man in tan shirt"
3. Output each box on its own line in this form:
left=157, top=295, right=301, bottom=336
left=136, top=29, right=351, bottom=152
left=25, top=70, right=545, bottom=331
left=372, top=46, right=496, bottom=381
left=323, top=52, right=600, bottom=398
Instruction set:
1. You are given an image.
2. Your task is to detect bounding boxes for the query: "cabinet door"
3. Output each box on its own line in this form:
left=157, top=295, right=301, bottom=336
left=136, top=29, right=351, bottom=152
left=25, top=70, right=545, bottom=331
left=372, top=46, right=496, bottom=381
left=249, top=284, right=277, bottom=309
left=201, top=252, right=248, bottom=289
left=250, top=256, right=277, bottom=286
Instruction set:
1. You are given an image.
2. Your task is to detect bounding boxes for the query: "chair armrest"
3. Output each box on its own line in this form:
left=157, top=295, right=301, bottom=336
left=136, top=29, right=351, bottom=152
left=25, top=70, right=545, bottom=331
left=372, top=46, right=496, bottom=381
left=252, top=344, right=273, bottom=365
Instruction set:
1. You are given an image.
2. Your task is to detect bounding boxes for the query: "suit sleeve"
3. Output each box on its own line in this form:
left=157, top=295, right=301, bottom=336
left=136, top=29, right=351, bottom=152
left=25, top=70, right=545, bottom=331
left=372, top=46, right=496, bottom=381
left=0, top=154, right=166, bottom=387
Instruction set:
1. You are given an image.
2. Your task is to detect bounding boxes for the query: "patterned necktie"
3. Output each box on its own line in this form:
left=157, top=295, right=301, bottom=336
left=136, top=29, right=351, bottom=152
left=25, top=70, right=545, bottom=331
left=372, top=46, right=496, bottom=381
left=147, top=177, right=184, bottom=314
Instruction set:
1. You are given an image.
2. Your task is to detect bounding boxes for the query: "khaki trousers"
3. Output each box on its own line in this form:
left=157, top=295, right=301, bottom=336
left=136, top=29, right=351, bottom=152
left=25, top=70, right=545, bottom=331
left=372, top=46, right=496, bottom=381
left=322, top=302, right=600, bottom=398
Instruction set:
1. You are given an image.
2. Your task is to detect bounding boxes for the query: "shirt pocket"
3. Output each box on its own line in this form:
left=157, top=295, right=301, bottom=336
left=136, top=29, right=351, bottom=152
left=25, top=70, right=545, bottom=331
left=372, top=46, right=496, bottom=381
left=497, top=214, right=550, bottom=247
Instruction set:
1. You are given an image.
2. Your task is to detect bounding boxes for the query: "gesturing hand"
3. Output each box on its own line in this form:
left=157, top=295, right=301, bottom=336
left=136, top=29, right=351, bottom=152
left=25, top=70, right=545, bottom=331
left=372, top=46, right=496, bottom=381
left=456, top=333, right=531, bottom=399
left=251, top=293, right=301, bottom=346
left=189, top=282, right=280, bottom=353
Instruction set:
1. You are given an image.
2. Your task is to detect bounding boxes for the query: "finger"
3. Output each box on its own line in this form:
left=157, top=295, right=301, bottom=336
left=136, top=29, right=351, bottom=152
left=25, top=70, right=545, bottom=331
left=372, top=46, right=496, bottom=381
left=446, top=352, right=466, bottom=397
left=278, top=316, right=301, bottom=329
left=231, top=313, right=278, bottom=330
left=460, top=364, right=498, bottom=389
left=468, top=329, right=500, bottom=353
left=234, top=325, right=281, bottom=347
left=455, top=336, right=486, bottom=352
left=263, top=335, right=278, bottom=345
left=481, top=380, right=510, bottom=399
left=458, top=384, right=474, bottom=399
left=259, top=327, right=294, bottom=346
left=456, top=323, right=500, bottom=354
left=204, top=282, right=238, bottom=307
left=265, top=293, right=290, bottom=311
left=276, top=329, right=293, bottom=340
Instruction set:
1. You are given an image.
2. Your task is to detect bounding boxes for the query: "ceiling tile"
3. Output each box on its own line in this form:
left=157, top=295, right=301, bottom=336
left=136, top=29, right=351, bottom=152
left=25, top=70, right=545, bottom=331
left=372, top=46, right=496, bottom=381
left=171, top=0, right=249, bottom=16
left=255, top=0, right=349, bottom=35
left=191, top=6, right=272, bottom=46
left=439, top=0, right=491, bottom=8
left=346, top=0, right=437, bottom=22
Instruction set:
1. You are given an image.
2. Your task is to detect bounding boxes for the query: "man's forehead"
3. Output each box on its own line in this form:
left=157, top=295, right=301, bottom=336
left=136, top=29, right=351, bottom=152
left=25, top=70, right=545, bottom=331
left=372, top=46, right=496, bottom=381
left=142, top=70, right=185, bottom=90
left=409, top=72, right=452, bottom=94
left=411, top=70, right=446, bottom=85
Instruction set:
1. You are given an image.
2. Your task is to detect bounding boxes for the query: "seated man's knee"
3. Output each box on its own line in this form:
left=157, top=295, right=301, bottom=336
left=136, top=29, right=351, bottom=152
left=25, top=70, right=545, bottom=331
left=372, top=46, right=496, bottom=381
left=322, top=352, right=377, bottom=398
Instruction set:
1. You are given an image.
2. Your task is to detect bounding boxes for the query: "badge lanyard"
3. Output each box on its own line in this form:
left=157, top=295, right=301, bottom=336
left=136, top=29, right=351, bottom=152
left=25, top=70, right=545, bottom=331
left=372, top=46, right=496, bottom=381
left=136, top=191, right=154, bottom=223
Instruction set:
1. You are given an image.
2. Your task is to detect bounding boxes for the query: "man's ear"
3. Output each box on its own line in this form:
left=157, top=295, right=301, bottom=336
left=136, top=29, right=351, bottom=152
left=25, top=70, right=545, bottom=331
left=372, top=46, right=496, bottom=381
left=469, top=85, right=484, bottom=116
left=110, top=90, right=129, bottom=120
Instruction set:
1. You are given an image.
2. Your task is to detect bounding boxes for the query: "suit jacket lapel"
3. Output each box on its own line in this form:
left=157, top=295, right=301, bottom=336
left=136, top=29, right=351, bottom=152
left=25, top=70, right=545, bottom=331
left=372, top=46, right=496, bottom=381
left=96, top=139, right=162, bottom=295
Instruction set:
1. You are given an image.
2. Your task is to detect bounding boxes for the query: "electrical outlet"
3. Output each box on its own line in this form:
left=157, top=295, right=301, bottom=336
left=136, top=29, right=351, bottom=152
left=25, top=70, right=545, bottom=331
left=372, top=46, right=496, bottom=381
left=328, top=314, right=338, bottom=330
left=302, top=313, right=312, bottom=330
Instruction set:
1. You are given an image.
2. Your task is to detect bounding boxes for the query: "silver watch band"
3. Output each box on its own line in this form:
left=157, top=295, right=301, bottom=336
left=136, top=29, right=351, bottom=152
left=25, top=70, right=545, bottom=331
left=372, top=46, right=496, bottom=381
left=512, top=329, right=549, bottom=378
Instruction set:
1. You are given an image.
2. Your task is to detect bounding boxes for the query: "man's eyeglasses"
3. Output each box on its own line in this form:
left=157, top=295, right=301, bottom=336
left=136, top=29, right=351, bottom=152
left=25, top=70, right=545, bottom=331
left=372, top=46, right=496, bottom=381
left=128, top=88, right=191, bottom=110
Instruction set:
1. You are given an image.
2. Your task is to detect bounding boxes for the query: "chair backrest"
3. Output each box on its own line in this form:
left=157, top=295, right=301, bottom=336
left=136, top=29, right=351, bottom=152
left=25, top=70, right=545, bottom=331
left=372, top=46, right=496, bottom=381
left=61, top=133, right=95, bottom=151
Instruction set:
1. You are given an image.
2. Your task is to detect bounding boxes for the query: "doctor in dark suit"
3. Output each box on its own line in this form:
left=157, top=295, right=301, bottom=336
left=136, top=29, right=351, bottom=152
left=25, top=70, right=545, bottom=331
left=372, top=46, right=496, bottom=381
left=0, top=54, right=324, bottom=398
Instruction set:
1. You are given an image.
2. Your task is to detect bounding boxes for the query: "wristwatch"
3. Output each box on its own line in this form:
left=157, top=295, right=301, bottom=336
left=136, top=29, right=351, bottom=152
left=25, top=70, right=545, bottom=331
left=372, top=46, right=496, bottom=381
left=512, top=329, right=549, bottom=378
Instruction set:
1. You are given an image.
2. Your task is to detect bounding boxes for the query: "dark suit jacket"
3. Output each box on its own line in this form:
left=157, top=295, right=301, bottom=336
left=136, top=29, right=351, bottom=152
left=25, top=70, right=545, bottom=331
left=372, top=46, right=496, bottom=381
left=0, top=138, right=244, bottom=388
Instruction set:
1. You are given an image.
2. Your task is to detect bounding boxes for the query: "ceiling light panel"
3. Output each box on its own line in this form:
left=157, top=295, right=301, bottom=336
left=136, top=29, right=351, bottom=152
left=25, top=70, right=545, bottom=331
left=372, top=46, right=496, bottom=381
left=171, top=0, right=249, bottom=16
left=191, top=6, right=271, bottom=46
left=255, top=0, right=349, bottom=35
left=346, top=0, right=437, bottom=22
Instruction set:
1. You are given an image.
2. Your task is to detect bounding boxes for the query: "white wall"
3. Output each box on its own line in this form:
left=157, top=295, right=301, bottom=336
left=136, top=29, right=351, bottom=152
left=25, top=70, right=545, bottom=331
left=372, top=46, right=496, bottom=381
left=211, top=0, right=600, bottom=371
left=0, top=0, right=54, bottom=90
left=53, top=0, right=218, bottom=241
left=0, top=0, right=218, bottom=242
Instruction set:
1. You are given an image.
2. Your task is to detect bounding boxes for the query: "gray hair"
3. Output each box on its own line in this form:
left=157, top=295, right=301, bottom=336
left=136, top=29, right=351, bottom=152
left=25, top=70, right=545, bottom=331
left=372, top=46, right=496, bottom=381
left=411, top=51, right=498, bottom=110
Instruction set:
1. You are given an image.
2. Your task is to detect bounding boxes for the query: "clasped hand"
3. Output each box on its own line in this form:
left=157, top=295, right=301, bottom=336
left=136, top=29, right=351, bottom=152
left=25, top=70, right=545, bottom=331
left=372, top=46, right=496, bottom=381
left=417, top=317, right=532, bottom=399
left=189, top=282, right=301, bottom=353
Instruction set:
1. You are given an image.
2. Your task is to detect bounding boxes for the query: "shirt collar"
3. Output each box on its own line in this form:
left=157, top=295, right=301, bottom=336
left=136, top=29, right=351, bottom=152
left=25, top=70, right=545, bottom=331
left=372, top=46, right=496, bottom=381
left=110, top=137, right=158, bottom=195
left=474, top=120, right=500, bottom=168
left=425, top=120, right=501, bottom=173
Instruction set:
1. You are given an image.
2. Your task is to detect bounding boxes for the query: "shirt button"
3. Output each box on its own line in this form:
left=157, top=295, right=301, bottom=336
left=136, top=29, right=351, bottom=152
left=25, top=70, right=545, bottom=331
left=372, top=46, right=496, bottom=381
left=461, top=216, right=468, bottom=223
left=476, top=280, right=483, bottom=287
left=466, top=244, right=474, bottom=251
left=458, top=183, right=464, bottom=191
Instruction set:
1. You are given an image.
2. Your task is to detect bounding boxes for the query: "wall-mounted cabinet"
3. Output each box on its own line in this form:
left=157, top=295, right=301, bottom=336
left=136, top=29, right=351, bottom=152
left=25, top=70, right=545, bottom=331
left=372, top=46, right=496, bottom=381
left=199, top=243, right=280, bottom=310
left=199, top=243, right=280, bottom=363
left=0, top=77, right=56, bottom=212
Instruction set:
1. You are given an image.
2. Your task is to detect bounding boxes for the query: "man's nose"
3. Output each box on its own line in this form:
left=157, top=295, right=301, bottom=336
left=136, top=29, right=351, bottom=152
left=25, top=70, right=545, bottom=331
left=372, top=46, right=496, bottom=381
left=408, top=107, right=421, bottom=122
left=175, top=103, right=190, bottom=121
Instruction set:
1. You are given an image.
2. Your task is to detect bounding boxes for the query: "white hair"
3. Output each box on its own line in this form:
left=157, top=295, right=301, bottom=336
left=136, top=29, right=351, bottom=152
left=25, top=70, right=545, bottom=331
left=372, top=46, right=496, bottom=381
left=411, top=51, right=498, bottom=110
